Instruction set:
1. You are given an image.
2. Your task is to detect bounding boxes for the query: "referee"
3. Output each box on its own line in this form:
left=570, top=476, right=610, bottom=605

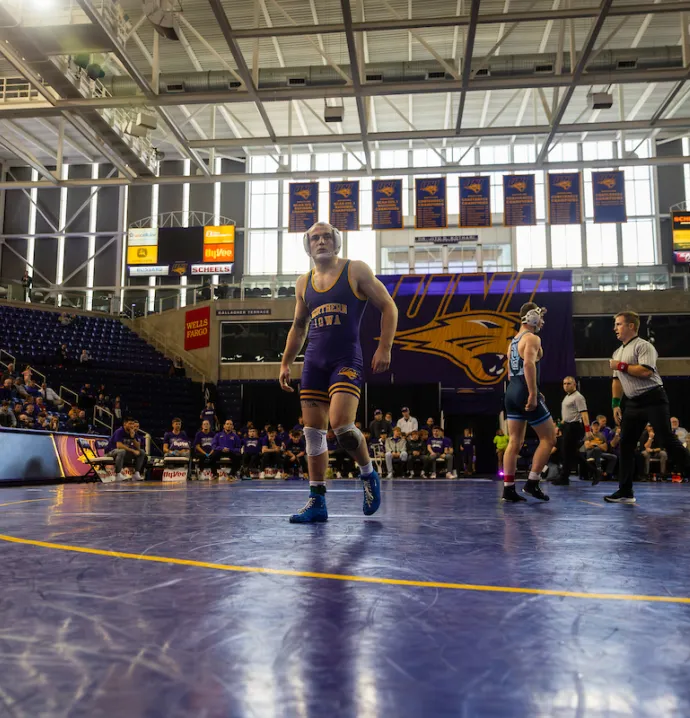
left=606, top=311, right=690, bottom=503
left=553, top=376, right=591, bottom=485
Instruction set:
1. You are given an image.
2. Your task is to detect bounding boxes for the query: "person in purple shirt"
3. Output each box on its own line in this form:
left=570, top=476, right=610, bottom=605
left=242, top=427, right=262, bottom=475
left=283, top=429, right=307, bottom=477
left=424, top=426, right=456, bottom=478
left=199, top=402, right=218, bottom=431
left=461, top=428, right=476, bottom=476
left=193, top=420, right=216, bottom=478
left=261, top=428, right=283, bottom=476
left=106, top=416, right=147, bottom=481
left=163, top=418, right=191, bottom=457
left=212, top=419, right=243, bottom=476
left=275, top=423, right=288, bottom=447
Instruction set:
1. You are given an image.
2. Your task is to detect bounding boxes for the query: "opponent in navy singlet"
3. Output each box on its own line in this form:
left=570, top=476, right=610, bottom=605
left=504, top=330, right=551, bottom=426
left=300, top=260, right=368, bottom=403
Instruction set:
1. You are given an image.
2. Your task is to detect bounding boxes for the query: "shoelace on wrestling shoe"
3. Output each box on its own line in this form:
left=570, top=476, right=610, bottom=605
left=363, top=482, right=374, bottom=506
left=296, top=496, right=317, bottom=514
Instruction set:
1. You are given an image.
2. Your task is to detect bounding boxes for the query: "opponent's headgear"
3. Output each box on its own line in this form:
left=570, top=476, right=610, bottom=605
left=303, top=222, right=342, bottom=257
left=521, top=305, right=546, bottom=330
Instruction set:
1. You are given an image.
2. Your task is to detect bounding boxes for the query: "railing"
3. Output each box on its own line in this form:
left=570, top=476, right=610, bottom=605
left=26, top=365, right=46, bottom=386
left=125, top=320, right=208, bottom=386
left=93, top=405, right=114, bottom=434
left=0, top=349, right=15, bottom=371
left=59, top=385, right=79, bottom=408
left=0, top=77, right=44, bottom=104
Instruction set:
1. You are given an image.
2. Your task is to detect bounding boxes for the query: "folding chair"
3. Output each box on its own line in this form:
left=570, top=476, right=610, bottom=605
left=76, top=438, right=116, bottom=483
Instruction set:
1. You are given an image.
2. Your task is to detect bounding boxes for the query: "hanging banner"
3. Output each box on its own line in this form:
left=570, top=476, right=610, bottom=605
left=360, top=271, right=574, bottom=396
left=372, top=179, right=403, bottom=230
left=329, top=180, right=360, bottom=231
left=672, top=210, right=690, bottom=263
left=184, top=306, right=211, bottom=351
left=592, top=171, right=627, bottom=223
left=415, top=177, right=447, bottom=229
left=547, top=172, right=582, bottom=225
left=460, top=176, right=492, bottom=228
left=503, top=175, right=536, bottom=226
left=288, top=182, right=319, bottom=233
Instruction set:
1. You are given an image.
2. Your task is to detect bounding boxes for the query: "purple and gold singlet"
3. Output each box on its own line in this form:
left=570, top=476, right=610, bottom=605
left=300, top=260, right=368, bottom=404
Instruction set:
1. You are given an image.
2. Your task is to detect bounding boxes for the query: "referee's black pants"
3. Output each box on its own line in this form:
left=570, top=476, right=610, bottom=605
left=619, top=386, right=690, bottom=495
left=558, top=421, right=585, bottom=481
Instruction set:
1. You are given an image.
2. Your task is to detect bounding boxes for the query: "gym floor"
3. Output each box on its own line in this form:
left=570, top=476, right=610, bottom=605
left=1, top=479, right=689, bottom=718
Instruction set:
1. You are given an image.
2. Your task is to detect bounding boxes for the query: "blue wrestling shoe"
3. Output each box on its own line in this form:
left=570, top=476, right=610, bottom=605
left=289, top=491, right=328, bottom=523
left=361, top=470, right=381, bottom=516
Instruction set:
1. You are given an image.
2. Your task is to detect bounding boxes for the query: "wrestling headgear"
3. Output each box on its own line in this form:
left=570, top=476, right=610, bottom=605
left=521, top=306, right=546, bottom=331
left=303, top=223, right=342, bottom=257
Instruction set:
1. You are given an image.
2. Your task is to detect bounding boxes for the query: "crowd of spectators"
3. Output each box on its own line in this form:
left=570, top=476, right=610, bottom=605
left=0, top=361, right=125, bottom=435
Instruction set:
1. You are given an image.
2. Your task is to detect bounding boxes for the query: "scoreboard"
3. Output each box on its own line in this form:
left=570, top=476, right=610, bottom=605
left=127, top=225, right=236, bottom=277
left=672, top=211, right=690, bottom=264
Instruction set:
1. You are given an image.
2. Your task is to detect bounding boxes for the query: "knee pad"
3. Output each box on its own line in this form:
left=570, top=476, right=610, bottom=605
left=334, top=423, right=363, bottom=452
left=304, top=427, right=327, bottom=456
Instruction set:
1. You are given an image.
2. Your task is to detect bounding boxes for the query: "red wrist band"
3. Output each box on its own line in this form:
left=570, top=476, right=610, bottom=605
left=584, top=424, right=590, bottom=432
left=616, top=362, right=629, bottom=373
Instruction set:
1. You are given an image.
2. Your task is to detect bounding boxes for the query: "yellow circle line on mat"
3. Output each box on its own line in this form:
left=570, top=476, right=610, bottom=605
left=0, top=498, right=54, bottom=508
left=0, top=532, right=688, bottom=604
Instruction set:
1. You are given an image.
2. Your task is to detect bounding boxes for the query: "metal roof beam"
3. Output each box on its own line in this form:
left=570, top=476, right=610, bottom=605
left=537, top=0, right=614, bottom=163
left=207, top=0, right=278, bottom=143
left=75, top=0, right=210, bottom=176
left=3, top=152, right=690, bottom=190
left=231, top=1, right=690, bottom=38
left=455, top=0, right=481, bottom=134
left=186, top=117, right=690, bottom=149
left=340, top=0, right=371, bottom=172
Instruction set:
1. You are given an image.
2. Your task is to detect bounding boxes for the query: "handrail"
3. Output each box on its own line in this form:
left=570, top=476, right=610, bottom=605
left=127, top=320, right=208, bottom=386
left=94, top=405, right=114, bottom=433
left=0, top=348, right=15, bottom=370
left=26, top=365, right=46, bottom=386
left=59, top=385, right=79, bottom=408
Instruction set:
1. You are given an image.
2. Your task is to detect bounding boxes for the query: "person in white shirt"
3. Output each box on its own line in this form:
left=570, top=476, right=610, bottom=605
left=396, top=407, right=418, bottom=436
left=671, top=417, right=688, bottom=448
left=79, top=349, right=91, bottom=365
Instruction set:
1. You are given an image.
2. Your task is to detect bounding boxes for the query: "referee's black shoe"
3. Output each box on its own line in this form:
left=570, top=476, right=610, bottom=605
left=604, top=490, right=636, bottom=504
left=523, top=480, right=550, bottom=501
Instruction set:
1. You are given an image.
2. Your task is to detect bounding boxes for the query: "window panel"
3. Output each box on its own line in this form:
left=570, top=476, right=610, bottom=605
left=282, top=234, right=310, bottom=275
left=586, top=222, right=618, bottom=267
left=550, top=224, right=582, bottom=268
left=482, top=243, right=512, bottom=271
left=381, top=246, right=410, bottom=274
left=516, top=225, right=547, bottom=270
left=347, top=230, right=376, bottom=268
left=248, top=230, right=278, bottom=274
left=622, top=219, right=656, bottom=265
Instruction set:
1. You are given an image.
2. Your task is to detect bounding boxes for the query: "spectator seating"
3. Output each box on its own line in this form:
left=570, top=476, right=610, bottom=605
left=0, top=304, right=169, bottom=373
left=217, top=381, right=243, bottom=425
left=31, top=364, right=201, bottom=444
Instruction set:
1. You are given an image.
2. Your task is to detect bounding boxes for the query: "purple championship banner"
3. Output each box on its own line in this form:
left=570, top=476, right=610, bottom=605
left=288, top=182, right=319, bottom=233
left=329, top=180, right=360, bottom=231
left=372, top=179, right=403, bottom=230
left=547, top=172, right=582, bottom=225
left=503, top=175, right=536, bottom=227
left=459, top=176, right=492, bottom=228
left=415, top=177, right=447, bottom=229
left=361, top=271, right=574, bottom=392
left=592, top=171, right=627, bottom=223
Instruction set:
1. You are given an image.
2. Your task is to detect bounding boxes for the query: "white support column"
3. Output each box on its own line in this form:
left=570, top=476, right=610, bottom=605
left=117, top=184, right=128, bottom=313
left=181, top=159, right=190, bottom=307
left=86, top=162, right=99, bottom=310
left=149, top=184, right=159, bottom=312
left=27, top=169, right=38, bottom=280
left=56, top=164, right=68, bottom=306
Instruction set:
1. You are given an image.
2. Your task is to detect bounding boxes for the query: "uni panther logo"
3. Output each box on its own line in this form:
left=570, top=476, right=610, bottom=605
left=553, top=179, right=572, bottom=191
left=171, top=262, right=188, bottom=275
left=464, top=181, right=484, bottom=194
left=295, top=188, right=312, bottom=199
left=421, top=183, right=439, bottom=196
left=385, top=273, right=545, bottom=386
left=377, top=184, right=396, bottom=197
left=335, top=186, right=352, bottom=198
left=598, top=176, right=618, bottom=189
left=338, top=367, right=359, bottom=381
left=509, top=180, right=527, bottom=193
left=393, top=311, right=518, bottom=385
